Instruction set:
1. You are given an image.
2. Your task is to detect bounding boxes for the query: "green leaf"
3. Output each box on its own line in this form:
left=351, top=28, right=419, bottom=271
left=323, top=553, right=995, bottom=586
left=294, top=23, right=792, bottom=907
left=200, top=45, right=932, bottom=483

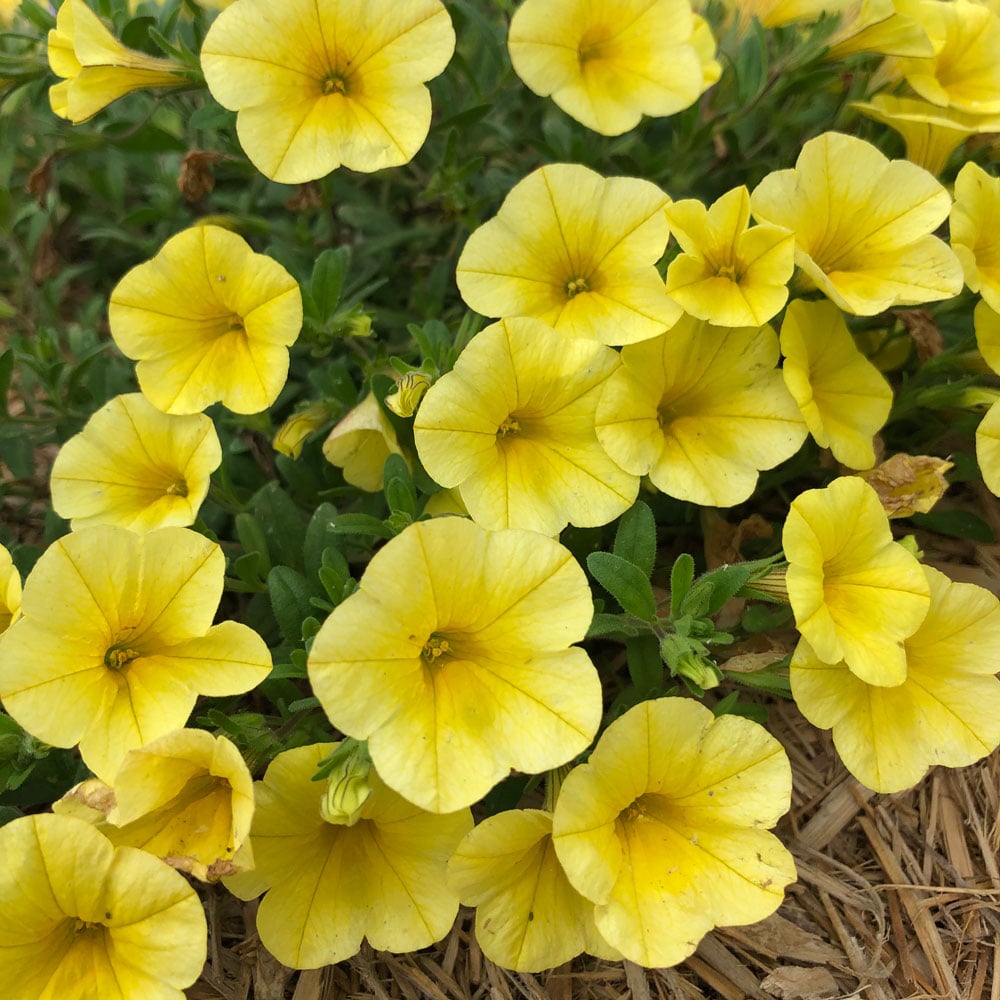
left=0, top=350, right=13, bottom=417
left=303, top=503, right=342, bottom=577
left=909, top=509, right=994, bottom=543
left=383, top=453, right=416, bottom=519
left=626, top=634, right=663, bottom=697
left=613, top=501, right=656, bottom=576
left=697, top=563, right=754, bottom=616
left=253, top=482, right=308, bottom=570
left=311, top=247, right=350, bottom=321
left=235, top=512, right=272, bottom=576
left=587, top=551, right=657, bottom=622
left=670, top=553, right=695, bottom=618
left=328, top=513, right=393, bottom=539
left=267, top=567, right=315, bottom=644
left=585, top=613, right=643, bottom=640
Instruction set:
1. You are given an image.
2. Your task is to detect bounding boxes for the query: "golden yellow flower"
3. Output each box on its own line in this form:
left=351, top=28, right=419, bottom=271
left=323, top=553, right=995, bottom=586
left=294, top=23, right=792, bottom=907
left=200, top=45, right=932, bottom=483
left=783, top=476, right=931, bottom=686
left=553, top=698, right=795, bottom=969
left=308, top=518, right=602, bottom=813
left=414, top=318, right=638, bottom=535
left=0, top=526, right=271, bottom=781
left=56, top=728, right=255, bottom=882
left=595, top=315, right=807, bottom=507
left=666, top=186, right=794, bottom=327
left=272, top=402, right=335, bottom=460
left=0, top=813, right=206, bottom=999
left=109, top=225, right=302, bottom=415
left=825, top=0, right=935, bottom=60
left=750, top=132, right=963, bottom=315
left=48, top=0, right=189, bottom=123
left=779, top=300, right=893, bottom=469
left=201, top=0, right=455, bottom=182
left=50, top=393, right=221, bottom=532
left=224, top=743, right=472, bottom=969
left=456, top=163, right=680, bottom=345
left=791, top=567, right=1000, bottom=792
left=507, top=0, right=718, bottom=136
left=322, top=392, right=408, bottom=492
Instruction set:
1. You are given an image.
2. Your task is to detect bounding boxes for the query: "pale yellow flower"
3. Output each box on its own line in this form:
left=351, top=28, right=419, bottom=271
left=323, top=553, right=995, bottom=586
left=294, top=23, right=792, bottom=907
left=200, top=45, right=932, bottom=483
left=553, top=698, right=795, bottom=969
left=0, top=544, right=20, bottom=636
left=201, top=0, right=455, bottom=182
left=750, top=131, right=962, bottom=315
left=50, top=393, right=221, bottom=532
left=456, top=163, right=680, bottom=345
left=322, top=392, right=407, bottom=492
left=0, top=814, right=206, bottom=1000
left=507, top=0, right=718, bottom=136
left=109, top=225, right=302, bottom=415
left=951, top=162, right=1000, bottom=312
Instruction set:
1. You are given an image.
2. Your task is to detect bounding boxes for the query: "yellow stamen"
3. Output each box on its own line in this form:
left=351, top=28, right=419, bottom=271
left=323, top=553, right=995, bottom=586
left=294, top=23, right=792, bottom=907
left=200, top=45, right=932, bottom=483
left=421, top=636, right=450, bottom=662
left=565, top=276, right=590, bottom=298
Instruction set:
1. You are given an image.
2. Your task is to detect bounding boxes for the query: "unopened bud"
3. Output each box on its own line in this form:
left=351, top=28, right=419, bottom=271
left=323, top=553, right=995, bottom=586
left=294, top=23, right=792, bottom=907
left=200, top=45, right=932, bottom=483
left=385, top=372, right=432, bottom=418
left=675, top=652, right=721, bottom=691
left=272, top=402, right=335, bottom=459
left=319, top=743, right=372, bottom=826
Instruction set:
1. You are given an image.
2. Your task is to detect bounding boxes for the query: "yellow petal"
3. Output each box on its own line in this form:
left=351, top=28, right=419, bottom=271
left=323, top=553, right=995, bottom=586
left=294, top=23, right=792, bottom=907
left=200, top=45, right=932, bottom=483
left=953, top=163, right=1000, bottom=311
left=779, top=300, right=893, bottom=469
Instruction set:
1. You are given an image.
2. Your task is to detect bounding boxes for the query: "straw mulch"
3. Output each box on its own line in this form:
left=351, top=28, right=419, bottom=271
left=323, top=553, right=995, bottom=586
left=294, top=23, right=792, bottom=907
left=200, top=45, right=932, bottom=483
left=187, top=697, right=1000, bottom=1000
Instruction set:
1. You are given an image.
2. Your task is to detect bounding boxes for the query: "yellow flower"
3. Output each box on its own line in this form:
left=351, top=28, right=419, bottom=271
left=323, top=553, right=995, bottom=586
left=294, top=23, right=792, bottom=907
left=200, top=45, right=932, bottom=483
left=851, top=94, right=1000, bottom=176
left=272, top=402, right=335, bottom=460
left=48, top=0, right=189, bottom=123
left=750, top=131, right=963, bottom=315
left=552, top=698, right=795, bottom=969
left=414, top=318, right=639, bottom=535
left=779, top=300, right=893, bottom=469
left=0, top=813, right=206, bottom=999
left=892, top=0, right=1000, bottom=114
left=308, top=518, right=602, bottom=813
left=595, top=315, right=807, bottom=507
left=791, top=566, right=1000, bottom=792
left=223, top=743, right=472, bottom=969
left=0, top=543, right=20, bottom=636
left=384, top=371, right=432, bottom=418
left=55, top=728, right=255, bottom=882
left=665, top=186, right=794, bottom=327
left=951, top=162, right=1000, bottom=312
left=825, top=0, right=935, bottom=60
left=456, top=163, right=680, bottom=345
left=50, top=393, right=221, bottom=532
left=975, top=301, right=1000, bottom=494
left=1, top=0, right=22, bottom=26
left=200, top=0, right=455, bottom=183
left=322, top=392, right=407, bottom=492
left=0, top=526, right=271, bottom=781
left=108, top=225, right=302, bottom=415
left=716, top=0, right=850, bottom=30
left=783, top=476, right=931, bottom=687
left=447, top=808, right=620, bottom=972
left=507, top=0, right=718, bottom=136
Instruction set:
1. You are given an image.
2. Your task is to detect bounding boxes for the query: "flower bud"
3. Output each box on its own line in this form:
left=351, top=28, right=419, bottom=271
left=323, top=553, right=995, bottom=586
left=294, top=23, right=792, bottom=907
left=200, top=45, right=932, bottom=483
left=675, top=652, right=721, bottom=691
left=385, top=371, right=432, bottom=418
left=319, top=742, right=372, bottom=827
left=272, top=402, right=335, bottom=459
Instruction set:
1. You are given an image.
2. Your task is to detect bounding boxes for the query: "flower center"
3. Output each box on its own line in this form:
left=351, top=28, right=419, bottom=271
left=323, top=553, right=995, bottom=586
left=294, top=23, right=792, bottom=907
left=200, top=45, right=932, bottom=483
left=104, top=645, right=141, bottom=671
left=497, top=415, right=520, bottom=437
left=421, top=634, right=450, bottom=663
left=565, top=276, right=590, bottom=298
left=716, top=263, right=741, bottom=281
left=321, top=72, right=349, bottom=96
left=227, top=314, right=245, bottom=331
left=577, top=25, right=611, bottom=65
left=165, top=478, right=188, bottom=497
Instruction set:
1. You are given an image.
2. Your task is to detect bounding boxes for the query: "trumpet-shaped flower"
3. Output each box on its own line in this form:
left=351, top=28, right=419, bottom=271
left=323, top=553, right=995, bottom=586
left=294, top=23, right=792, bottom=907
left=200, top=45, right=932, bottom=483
left=665, top=186, right=794, bottom=327
left=750, top=132, right=963, bottom=315
left=414, top=318, right=638, bottom=535
left=223, top=743, right=472, bottom=969
left=507, top=0, right=718, bottom=136
left=779, top=300, right=893, bottom=469
left=48, top=0, right=189, bottom=123
left=108, top=225, right=303, bottom=415
left=55, top=729, right=255, bottom=882
left=0, top=526, right=271, bottom=781
left=951, top=162, right=1000, bottom=312
left=851, top=95, right=1000, bottom=176
left=0, top=813, right=206, bottom=1000
left=825, top=0, right=935, bottom=60
left=552, top=698, right=795, bottom=969
left=0, top=544, right=20, bottom=635
left=50, top=393, right=221, bottom=532
left=308, top=518, right=602, bottom=813
left=200, top=0, right=455, bottom=183
left=783, top=476, right=931, bottom=686
left=791, top=566, right=1000, bottom=792
left=447, top=808, right=620, bottom=972
left=975, top=301, right=1000, bottom=494
left=595, top=316, right=807, bottom=507
left=456, top=163, right=680, bottom=345
left=322, top=393, right=407, bottom=492
left=892, top=0, right=1000, bottom=114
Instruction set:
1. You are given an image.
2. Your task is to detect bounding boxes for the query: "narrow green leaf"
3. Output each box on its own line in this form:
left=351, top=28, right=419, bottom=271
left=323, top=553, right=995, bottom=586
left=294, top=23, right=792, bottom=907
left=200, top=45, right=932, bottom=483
left=626, top=634, right=663, bottom=697
left=670, top=553, right=695, bottom=618
left=328, top=513, right=393, bottom=539
left=587, top=551, right=657, bottom=622
left=698, top=564, right=754, bottom=616
left=310, top=247, right=350, bottom=320
left=268, top=566, right=315, bottom=644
